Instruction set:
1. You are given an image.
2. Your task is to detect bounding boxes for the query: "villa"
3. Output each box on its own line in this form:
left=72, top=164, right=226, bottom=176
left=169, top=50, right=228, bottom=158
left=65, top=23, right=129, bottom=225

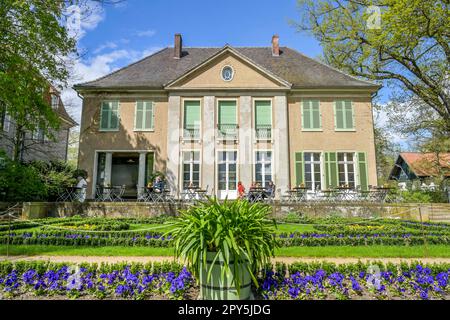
left=74, top=34, right=379, bottom=199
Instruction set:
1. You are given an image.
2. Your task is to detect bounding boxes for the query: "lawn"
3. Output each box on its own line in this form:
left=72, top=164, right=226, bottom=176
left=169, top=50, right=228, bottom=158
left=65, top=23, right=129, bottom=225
left=1, top=244, right=449, bottom=258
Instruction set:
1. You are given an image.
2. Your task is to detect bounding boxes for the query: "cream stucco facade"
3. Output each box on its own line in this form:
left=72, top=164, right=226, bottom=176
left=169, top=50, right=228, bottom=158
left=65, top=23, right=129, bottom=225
left=76, top=45, right=378, bottom=199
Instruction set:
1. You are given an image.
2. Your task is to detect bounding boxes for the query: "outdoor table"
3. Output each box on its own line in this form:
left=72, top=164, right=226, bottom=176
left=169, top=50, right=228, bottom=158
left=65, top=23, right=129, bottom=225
left=57, top=187, right=83, bottom=202
left=286, top=188, right=307, bottom=202
left=247, top=187, right=267, bottom=202
left=368, top=187, right=393, bottom=202
left=95, top=186, right=124, bottom=201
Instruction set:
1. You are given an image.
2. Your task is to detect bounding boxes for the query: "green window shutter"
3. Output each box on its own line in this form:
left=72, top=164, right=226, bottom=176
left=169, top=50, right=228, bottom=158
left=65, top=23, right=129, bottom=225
left=100, top=101, right=119, bottom=130
left=144, top=102, right=154, bottom=129
left=135, top=101, right=144, bottom=130
left=184, top=101, right=201, bottom=128
left=311, top=100, right=321, bottom=129
left=302, top=101, right=311, bottom=129
left=100, top=102, right=110, bottom=130
left=295, top=152, right=304, bottom=186
left=325, top=152, right=338, bottom=188
left=255, top=100, right=271, bottom=127
left=335, top=101, right=344, bottom=129
left=357, top=152, right=369, bottom=190
left=218, top=100, right=237, bottom=125
left=110, top=101, right=119, bottom=129
left=344, top=100, right=354, bottom=129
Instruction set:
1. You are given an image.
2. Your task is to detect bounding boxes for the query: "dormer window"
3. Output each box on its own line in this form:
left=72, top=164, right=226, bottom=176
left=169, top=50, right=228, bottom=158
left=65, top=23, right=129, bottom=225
left=51, top=94, right=59, bottom=110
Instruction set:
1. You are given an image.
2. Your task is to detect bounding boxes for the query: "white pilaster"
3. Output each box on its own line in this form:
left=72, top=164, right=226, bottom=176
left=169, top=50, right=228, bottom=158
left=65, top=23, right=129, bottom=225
left=239, top=96, right=253, bottom=189
left=166, top=95, right=181, bottom=195
left=273, top=95, right=289, bottom=198
left=104, top=152, right=113, bottom=186
left=137, top=152, right=146, bottom=195
left=202, top=96, right=215, bottom=195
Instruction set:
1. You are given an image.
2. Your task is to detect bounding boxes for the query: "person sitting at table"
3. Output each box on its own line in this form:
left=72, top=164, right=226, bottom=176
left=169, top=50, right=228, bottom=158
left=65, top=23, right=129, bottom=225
left=265, top=181, right=275, bottom=199
left=76, top=175, right=87, bottom=202
left=153, top=176, right=165, bottom=193
left=237, top=181, right=245, bottom=199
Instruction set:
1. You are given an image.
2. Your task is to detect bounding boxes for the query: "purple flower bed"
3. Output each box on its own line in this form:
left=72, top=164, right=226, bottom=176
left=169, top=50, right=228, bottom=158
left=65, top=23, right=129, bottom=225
left=258, top=265, right=449, bottom=300
left=0, top=265, right=193, bottom=300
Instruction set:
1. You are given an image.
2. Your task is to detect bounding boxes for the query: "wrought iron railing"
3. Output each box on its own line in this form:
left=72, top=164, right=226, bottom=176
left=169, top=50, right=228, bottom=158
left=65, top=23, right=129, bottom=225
left=217, top=123, right=238, bottom=140
left=255, top=125, right=272, bottom=140
left=183, top=126, right=200, bottom=140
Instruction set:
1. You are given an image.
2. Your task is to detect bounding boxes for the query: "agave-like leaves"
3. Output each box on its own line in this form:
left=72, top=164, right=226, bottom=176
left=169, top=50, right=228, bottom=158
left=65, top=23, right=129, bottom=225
left=166, top=197, right=279, bottom=296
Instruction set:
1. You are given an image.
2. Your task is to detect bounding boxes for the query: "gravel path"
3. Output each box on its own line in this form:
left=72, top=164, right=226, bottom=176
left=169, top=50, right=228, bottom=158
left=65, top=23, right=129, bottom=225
left=1, top=255, right=450, bottom=265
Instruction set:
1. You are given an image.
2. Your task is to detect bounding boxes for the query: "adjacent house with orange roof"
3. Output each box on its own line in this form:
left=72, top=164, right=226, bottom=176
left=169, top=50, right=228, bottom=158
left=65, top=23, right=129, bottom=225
left=389, top=152, right=450, bottom=182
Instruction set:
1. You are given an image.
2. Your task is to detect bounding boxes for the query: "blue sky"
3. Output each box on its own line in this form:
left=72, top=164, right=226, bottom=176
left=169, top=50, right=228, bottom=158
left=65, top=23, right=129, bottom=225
left=66, top=0, right=401, bottom=145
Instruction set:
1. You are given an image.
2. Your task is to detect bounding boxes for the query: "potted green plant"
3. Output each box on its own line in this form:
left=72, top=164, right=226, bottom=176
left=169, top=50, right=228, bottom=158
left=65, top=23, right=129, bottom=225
left=169, top=197, right=278, bottom=300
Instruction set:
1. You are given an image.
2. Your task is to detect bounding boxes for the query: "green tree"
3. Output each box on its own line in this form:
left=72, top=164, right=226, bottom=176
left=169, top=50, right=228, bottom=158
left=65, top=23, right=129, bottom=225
left=0, top=0, right=123, bottom=162
left=293, top=0, right=450, bottom=132
left=0, top=0, right=77, bottom=161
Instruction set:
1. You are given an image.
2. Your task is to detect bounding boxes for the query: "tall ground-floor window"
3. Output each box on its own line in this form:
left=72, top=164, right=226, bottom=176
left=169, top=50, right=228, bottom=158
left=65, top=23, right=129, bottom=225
left=182, top=151, right=200, bottom=189
left=218, top=151, right=237, bottom=192
left=255, top=151, right=272, bottom=187
left=337, top=152, right=355, bottom=188
left=304, top=152, right=322, bottom=190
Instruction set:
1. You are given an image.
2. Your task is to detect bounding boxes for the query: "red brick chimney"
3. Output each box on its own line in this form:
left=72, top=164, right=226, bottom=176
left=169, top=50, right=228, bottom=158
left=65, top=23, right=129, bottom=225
left=174, top=33, right=182, bottom=59
left=272, top=35, right=280, bottom=57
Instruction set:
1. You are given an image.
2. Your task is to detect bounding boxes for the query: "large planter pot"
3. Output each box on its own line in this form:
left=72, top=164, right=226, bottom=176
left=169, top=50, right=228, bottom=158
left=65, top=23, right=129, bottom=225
left=199, top=252, right=252, bottom=300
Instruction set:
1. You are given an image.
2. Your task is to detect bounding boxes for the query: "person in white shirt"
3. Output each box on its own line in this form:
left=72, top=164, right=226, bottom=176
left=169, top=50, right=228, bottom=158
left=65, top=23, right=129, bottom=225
left=76, top=176, right=87, bottom=202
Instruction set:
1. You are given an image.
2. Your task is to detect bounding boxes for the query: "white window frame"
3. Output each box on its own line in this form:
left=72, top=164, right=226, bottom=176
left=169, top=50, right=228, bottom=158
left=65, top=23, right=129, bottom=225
left=181, top=150, right=201, bottom=190
left=3, top=113, right=10, bottom=133
left=134, top=101, right=155, bottom=132
left=254, top=150, right=273, bottom=187
left=303, top=151, right=324, bottom=191
left=337, top=151, right=357, bottom=187
left=334, top=100, right=356, bottom=132
left=99, top=100, right=120, bottom=132
left=216, top=98, right=239, bottom=141
left=181, top=98, right=202, bottom=141
left=216, top=149, right=238, bottom=192
left=253, top=98, right=273, bottom=141
left=51, top=94, right=59, bottom=110
left=301, top=100, right=322, bottom=131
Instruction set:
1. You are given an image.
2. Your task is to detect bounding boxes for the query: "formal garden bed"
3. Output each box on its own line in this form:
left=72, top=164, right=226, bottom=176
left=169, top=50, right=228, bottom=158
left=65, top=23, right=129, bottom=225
left=0, top=260, right=448, bottom=300
left=1, top=215, right=449, bottom=248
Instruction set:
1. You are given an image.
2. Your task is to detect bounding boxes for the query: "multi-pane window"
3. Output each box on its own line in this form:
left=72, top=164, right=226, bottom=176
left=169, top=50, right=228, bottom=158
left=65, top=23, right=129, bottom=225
left=183, top=100, right=201, bottom=139
left=218, top=100, right=237, bottom=140
left=255, top=151, right=272, bottom=187
left=51, top=94, right=59, bottom=110
left=337, top=152, right=355, bottom=188
left=334, top=100, right=354, bottom=130
left=2, top=112, right=10, bottom=133
left=304, top=152, right=322, bottom=190
left=100, top=101, right=119, bottom=131
left=302, top=100, right=321, bottom=130
left=182, top=151, right=200, bottom=189
left=32, top=128, right=45, bottom=142
left=135, top=101, right=154, bottom=131
left=255, top=100, right=272, bottom=140
left=218, top=151, right=237, bottom=191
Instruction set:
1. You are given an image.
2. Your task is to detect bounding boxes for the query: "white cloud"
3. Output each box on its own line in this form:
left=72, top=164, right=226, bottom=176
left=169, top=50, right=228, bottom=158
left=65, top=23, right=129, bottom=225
left=61, top=47, right=163, bottom=124
left=93, top=41, right=118, bottom=54
left=135, top=29, right=156, bottom=37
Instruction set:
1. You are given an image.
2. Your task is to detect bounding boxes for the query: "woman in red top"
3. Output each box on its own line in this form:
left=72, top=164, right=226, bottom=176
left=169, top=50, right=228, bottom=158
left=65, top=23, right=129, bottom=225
left=237, top=181, right=246, bottom=199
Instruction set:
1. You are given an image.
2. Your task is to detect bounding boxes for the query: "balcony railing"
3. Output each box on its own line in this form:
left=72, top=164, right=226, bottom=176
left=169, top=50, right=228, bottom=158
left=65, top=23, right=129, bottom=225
left=217, top=123, right=238, bottom=140
left=255, top=125, right=272, bottom=140
left=183, top=126, right=200, bottom=140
